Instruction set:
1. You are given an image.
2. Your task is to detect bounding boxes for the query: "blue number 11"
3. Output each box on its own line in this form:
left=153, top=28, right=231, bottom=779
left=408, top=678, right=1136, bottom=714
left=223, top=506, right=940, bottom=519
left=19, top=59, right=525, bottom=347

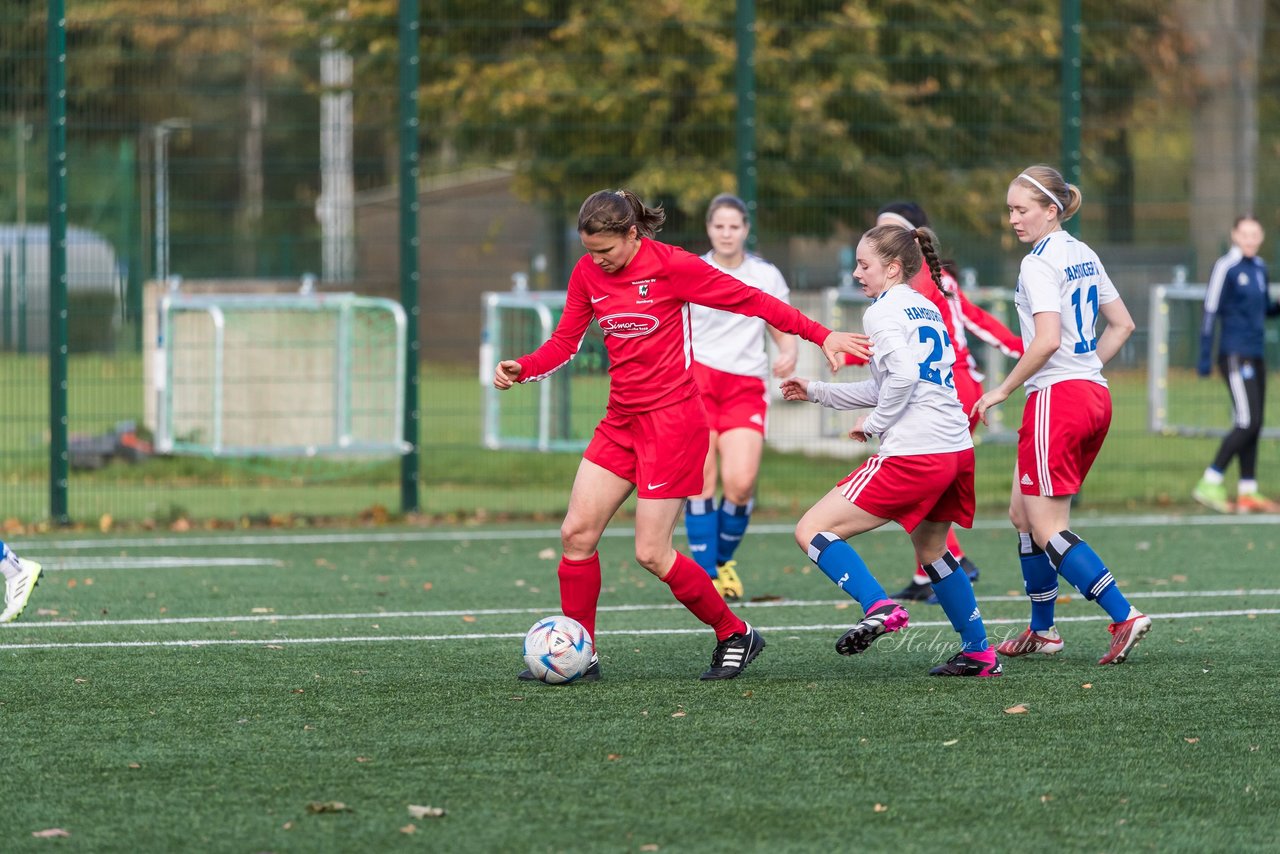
left=1071, top=285, right=1099, bottom=354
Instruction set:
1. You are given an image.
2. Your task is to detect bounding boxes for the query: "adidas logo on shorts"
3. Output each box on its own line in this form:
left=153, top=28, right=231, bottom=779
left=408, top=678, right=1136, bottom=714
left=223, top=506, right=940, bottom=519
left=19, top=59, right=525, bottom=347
left=1021, top=473, right=1034, bottom=486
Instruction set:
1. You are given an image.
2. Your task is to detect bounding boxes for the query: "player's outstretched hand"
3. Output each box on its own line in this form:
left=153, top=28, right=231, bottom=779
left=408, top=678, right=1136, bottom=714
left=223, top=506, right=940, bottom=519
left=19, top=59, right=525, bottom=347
left=493, top=359, right=523, bottom=390
left=779, top=376, right=811, bottom=402
left=970, top=388, right=1009, bottom=426
left=822, top=331, right=872, bottom=373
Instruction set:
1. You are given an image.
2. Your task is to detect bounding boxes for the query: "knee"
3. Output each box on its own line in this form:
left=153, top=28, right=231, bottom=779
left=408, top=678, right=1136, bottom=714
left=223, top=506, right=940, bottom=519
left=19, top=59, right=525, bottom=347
left=560, top=519, right=600, bottom=558
left=1007, top=502, right=1027, bottom=531
left=633, top=545, right=670, bottom=575
left=721, top=477, right=756, bottom=507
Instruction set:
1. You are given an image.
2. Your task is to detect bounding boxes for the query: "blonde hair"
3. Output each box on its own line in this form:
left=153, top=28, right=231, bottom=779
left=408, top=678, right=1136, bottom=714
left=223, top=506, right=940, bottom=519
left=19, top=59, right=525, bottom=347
left=1012, top=164, right=1082, bottom=221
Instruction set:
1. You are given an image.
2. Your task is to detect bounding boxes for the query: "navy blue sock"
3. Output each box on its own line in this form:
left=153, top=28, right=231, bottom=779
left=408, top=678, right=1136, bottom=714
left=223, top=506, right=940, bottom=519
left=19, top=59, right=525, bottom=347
left=683, top=498, right=718, bottom=577
left=716, top=499, right=752, bottom=564
left=1019, top=532, right=1058, bottom=632
left=1046, top=530, right=1133, bottom=623
left=925, top=551, right=988, bottom=652
left=807, top=532, right=887, bottom=613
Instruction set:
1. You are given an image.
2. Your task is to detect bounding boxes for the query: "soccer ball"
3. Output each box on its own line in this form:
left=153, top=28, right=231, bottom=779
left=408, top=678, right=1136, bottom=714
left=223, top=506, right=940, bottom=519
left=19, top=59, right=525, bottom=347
left=522, top=615, right=593, bottom=684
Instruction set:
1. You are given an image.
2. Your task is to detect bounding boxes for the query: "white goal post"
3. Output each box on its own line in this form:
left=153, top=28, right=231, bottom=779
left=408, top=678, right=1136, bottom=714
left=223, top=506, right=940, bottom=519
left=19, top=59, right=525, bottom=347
left=152, top=290, right=409, bottom=457
left=1148, top=280, right=1280, bottom=438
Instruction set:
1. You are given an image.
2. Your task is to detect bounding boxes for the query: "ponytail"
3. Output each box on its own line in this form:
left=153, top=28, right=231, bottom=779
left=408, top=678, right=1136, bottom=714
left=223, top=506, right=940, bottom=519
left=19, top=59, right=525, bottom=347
left=578, top=189, right=666, bottom=238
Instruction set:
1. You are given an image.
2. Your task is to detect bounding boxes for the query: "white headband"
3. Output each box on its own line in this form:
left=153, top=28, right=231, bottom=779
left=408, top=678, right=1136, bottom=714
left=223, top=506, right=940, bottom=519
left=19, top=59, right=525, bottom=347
left=877, top=212, right=917, bottom=231
left=1017, top=173, right=1065, bottom=211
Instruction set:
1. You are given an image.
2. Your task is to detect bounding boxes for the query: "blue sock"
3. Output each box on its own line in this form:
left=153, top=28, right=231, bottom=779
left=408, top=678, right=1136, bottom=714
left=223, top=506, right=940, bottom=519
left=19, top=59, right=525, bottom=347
left=716, top=499, right=752, bottom=564
left=925, top=551, right=988, bottom=652
left=1046, top=530, right=1133, bottom=623
left=1019, top=532, right=1058, bottom=632
left=806, top=532, right=886, bottom=613
left=684, top=499, right=719, bottom=577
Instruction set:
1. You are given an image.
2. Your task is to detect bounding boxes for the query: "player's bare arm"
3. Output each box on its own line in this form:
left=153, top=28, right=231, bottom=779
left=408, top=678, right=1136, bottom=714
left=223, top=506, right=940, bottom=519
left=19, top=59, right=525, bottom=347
left=971, top=311, right=1059, bottom=425
left=767, top=325, right=799, bottom=378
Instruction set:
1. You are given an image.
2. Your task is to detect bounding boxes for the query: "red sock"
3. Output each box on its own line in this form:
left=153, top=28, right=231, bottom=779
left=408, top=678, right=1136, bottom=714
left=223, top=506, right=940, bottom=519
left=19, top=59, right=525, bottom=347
left=558, top=553, right=601, bottom=643
left=946, top=527, right=964, bottom=560
left=662, top=551, right=746, bottom=641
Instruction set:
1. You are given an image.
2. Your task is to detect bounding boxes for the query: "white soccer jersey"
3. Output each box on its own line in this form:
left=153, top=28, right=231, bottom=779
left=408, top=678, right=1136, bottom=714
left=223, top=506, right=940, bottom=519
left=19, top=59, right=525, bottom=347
left=1015, top=231, right=1119, bottom=392
left=807, top=284, right=972, bottom=456
left=689, top=252, right=790, bottom=378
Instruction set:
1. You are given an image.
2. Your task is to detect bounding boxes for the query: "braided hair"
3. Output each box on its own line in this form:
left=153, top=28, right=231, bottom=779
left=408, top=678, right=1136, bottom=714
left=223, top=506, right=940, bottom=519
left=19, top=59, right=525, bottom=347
left=863, top=224, right=947, bottom=298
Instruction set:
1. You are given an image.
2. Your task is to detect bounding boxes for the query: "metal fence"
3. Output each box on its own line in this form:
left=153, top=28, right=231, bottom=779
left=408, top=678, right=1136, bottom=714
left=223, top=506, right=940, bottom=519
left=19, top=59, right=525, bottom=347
left=3, top=1, right=1280, bottom=526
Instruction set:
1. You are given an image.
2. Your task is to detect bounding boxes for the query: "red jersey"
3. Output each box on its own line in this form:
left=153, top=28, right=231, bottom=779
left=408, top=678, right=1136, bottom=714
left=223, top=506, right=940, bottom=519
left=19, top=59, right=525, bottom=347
left=516, top=239, right=832, bottom=414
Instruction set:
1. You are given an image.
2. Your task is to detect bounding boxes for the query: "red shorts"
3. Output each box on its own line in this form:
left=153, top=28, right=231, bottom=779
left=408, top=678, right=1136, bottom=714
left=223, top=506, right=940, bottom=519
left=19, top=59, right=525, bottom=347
left=584, top=394, right=710, bottom=499
left=836, top=449, right=976, bottom=533
left=692, top=361, right=769, bottom=435
left=1017, top=380, right=1111, bottom=497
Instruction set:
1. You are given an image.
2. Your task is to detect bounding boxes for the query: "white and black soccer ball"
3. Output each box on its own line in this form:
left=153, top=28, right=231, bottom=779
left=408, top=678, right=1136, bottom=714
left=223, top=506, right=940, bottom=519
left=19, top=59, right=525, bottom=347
left=522, top=615, right=593, bottom=684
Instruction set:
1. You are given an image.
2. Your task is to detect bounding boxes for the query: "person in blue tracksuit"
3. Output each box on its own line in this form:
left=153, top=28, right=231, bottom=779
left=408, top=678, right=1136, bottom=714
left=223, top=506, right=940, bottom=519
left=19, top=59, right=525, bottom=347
left=1192, top=216, right=1280, bottom=513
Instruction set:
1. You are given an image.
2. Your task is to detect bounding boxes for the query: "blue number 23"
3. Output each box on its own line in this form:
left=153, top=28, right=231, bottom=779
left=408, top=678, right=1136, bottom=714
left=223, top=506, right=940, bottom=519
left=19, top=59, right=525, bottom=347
left=917, top=327, right=954, bottom=388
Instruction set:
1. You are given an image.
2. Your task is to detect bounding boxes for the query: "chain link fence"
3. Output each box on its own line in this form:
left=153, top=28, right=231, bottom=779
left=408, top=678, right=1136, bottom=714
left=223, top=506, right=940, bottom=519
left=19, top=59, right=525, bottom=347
left=3, top=1, right=1280, bottom=525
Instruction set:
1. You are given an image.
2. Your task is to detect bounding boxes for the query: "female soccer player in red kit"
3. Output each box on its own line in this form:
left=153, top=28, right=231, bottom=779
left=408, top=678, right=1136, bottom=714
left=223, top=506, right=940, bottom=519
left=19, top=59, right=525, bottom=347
left=494, top=189, right=870, bottom=681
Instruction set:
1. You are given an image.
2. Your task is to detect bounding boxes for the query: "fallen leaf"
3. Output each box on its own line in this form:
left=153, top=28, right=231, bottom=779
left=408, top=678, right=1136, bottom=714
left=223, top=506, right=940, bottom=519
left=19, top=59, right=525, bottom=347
left=1004, top=704, right=1030, bottom=715
left=98, top=513, right=113, bottom=533
left=1171, top=574, right=1187, bottom=582
left=1185, top=737, right=1199, bottom=744
left=400, top=824, right=417, bottom=835
left=640, top=846, right=660, bottom=852
left=74, top=678, right=87, bottom=684
left=462, top=615, right=476, bottom=623
left=538, top=548, right=556, bottom=560
left=422, top=582, right=433, bottom=591
left=31, top=829, right=71, bottom=838
left=1081, top=683, right=1093, bottom=689
left=873, top=803, right=888, bottom=813
left=1041, top=794, right=1053, bottom=804
left=943, top=739, right=959, bottom=746
left=250, top=607, right=274, bottom=614
left=128, top=763, right=141, bottom=769
left=306, top=801, right=352, bottom=814
left=671, top=710, right=686, bottom=718
left=291, top=689, right=305, bottom=694
left=835, top=602, right=850, bottom=610
left=741, top=690, right=753, bottom=698
left=407, top=805, right=445, bottom=819
left=282, top=821, right=294, bottom=830
left=264, top=644, right=284, bottom=650
left=36, top=608, right=59, bottom=616
left=607, top=753, right=622, bottom=761
left=355, top=756, right=370, bottom=763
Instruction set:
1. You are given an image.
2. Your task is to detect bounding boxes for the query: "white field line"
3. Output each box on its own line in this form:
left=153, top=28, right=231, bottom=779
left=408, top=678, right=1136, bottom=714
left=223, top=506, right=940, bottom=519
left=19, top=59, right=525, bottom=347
left=5, top=588, right=1280, bottom=631
left=0, top=608, right=1274, bottom=651
left=40, top=557, right=284, bottom=571
left=11, top=511, right=1280, bottom=552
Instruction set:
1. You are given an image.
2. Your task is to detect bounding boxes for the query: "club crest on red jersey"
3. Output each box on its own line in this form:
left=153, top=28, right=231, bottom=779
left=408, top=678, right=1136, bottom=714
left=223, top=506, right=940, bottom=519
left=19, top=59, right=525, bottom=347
left=638, top=284, right=649, bottom=298
left=599, top=313, right=659, bottom=338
